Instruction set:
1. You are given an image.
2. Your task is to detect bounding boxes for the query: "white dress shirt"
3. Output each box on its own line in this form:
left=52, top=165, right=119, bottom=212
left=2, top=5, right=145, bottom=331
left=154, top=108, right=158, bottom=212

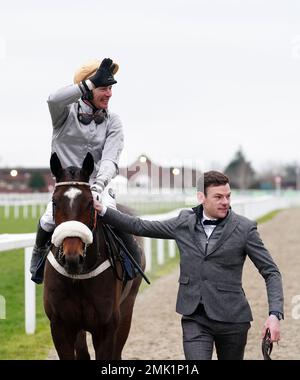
left=201, top=211, right=218, bottom=238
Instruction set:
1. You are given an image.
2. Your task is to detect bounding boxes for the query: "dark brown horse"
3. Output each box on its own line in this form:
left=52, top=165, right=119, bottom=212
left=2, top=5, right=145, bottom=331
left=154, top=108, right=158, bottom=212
left=44, top=152, right=145, bottom=360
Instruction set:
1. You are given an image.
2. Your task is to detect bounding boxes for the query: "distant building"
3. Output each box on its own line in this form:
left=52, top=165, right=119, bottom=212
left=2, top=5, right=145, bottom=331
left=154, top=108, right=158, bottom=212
left=119, top=154, right=201, bottom=191
left=0, top=168, right=54, bottom=193
left=0, top=154, right=202, bottom=193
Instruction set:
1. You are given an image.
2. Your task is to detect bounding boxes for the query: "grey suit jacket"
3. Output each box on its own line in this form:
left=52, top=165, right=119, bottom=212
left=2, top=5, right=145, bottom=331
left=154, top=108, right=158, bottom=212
left=102, top=207, right=284, bottom=323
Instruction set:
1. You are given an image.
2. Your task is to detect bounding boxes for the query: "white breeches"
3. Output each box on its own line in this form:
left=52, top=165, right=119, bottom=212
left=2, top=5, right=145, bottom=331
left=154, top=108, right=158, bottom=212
left=40, top=186, right=117, bottom=232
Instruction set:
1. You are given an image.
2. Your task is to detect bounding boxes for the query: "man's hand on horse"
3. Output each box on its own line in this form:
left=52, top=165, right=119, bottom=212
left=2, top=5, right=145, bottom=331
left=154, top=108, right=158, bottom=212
left=93, top=199, right=103, bottom=214
left=261, top=315, right=281, bottom=343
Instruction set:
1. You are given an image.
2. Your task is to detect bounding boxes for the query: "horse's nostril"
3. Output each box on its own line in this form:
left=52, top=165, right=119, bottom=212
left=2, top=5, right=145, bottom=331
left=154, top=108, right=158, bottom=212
left=61, top=255, right=66, bottom=264
left=79, top=255, right=84, bottom=264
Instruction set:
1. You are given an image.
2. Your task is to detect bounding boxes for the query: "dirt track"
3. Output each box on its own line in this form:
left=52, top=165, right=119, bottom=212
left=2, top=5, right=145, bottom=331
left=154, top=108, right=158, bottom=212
left=48, top=208, right=300, bottom=360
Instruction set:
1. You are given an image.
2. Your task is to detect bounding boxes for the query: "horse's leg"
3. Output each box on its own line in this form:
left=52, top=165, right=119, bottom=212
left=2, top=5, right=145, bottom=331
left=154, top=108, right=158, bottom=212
left=74, top=330, right=90, bottom=360
left=50, top=321, right=77, bottom=360
left=114, top=279, right=142, bottom=359
left=92, top=317, right=119, bottom=360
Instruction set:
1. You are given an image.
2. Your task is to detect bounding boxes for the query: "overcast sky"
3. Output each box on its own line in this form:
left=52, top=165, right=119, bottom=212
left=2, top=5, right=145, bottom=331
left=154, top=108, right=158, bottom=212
left=1, top=0, right=300, bottom=172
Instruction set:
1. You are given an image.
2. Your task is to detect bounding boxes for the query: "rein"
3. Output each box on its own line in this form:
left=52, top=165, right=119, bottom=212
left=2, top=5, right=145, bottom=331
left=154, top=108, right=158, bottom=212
left=262, top=328, right=273, bottom=360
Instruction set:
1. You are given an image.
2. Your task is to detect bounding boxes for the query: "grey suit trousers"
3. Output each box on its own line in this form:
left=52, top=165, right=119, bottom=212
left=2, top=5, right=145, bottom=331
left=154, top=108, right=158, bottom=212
left=182, top=304, right=250, bottom=360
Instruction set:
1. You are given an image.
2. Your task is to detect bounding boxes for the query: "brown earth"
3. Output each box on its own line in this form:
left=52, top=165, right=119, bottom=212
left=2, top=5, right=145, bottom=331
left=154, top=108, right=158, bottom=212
left=48, top=208, right=300, bottom=360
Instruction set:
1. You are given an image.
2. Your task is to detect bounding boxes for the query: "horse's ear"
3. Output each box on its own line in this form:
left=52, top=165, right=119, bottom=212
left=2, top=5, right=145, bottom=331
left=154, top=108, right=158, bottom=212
left=50, top=153, right=63, bottom=178
left=82, top=152, right=94, bottom=178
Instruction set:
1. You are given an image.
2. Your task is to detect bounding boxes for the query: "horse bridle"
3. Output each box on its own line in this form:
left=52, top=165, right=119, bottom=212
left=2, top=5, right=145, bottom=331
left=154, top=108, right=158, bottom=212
left=53, top=181, right=98, bottom=259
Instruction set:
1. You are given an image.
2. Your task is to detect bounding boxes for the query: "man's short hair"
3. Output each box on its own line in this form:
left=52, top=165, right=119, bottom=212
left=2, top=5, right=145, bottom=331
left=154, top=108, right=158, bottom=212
left=197, top=171, right=229, bottom=194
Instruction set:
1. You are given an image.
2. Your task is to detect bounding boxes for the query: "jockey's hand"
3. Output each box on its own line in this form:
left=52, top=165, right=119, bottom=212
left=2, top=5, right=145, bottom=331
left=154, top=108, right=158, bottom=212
left=262, top=315, right=281, bottom=343
left=92, top=190, right=102, bottom=209
left=91, top=181, right=105, bottom=205
left=89, top=58, right=117, bottom=87
left=91, top=190, right=100, bottom=201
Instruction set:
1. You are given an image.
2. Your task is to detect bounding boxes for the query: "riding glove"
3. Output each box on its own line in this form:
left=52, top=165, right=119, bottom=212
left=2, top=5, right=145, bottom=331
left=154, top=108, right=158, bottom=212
left=89, top=58, right=117, bottom=88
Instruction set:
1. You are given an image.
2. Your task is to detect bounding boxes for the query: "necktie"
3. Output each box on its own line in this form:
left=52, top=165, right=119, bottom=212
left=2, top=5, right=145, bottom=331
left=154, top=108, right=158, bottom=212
left=203, top=219, right=219, bottom=225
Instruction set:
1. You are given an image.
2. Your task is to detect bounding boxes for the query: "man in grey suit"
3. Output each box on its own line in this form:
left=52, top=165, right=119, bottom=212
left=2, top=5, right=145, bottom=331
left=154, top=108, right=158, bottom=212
left=96, top=171, right=284, bottom=360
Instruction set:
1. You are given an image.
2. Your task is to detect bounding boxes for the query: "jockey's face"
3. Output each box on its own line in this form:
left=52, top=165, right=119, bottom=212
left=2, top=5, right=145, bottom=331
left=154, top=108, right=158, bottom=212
left=91, top=86, right=112, bottom=110
left=197, top=183, right=231, bottom=219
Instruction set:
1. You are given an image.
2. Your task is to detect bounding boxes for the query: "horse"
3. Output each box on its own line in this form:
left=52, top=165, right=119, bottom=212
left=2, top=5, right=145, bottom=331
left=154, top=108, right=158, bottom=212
left=43, top=152, right=145, bottom=360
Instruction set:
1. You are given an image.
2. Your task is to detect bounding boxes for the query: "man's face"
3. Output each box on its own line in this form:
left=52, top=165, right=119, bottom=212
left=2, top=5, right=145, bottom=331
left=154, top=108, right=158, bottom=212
left=197, top=184, right=231, bottom=219
left=91, top=86, right=112, bottom=109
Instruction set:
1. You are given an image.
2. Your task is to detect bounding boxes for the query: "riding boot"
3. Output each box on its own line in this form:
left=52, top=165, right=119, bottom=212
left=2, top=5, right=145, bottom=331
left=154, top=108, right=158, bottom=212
left=30, top=221, right=53, bottom=284
left=115, top=230, right=142, bottom=276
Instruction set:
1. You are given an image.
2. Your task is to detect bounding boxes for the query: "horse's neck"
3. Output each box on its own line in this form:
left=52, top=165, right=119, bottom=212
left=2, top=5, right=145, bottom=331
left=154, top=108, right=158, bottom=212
left=97, top=223, right=109, bottom=256
left=87, top=224, right=108, bottom=266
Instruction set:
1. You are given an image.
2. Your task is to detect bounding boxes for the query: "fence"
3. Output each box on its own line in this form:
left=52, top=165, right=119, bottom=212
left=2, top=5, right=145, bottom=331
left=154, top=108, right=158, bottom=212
left=0, top=194, right=49, bottom=219
left=1, top=189, right=300, bottom=219
left=0, top=233, right=36, bottom=334
left=1, top=192, right=300, bottom=334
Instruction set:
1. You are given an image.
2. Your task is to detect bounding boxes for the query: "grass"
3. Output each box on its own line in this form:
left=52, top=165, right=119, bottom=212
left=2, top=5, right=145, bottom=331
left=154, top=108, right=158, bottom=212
left=0, top=203, right=282, bottom=359
left=256, top=209, right=282, bottom=225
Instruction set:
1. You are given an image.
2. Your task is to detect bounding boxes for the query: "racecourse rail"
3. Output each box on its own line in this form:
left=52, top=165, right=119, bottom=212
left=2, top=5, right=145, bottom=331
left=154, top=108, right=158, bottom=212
left=1, top=191, right=300, bottom=334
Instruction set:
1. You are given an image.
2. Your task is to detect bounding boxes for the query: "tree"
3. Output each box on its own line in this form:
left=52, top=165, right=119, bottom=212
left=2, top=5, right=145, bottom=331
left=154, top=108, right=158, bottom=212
left=224, top=149, right=255, bottom=189
left=282, top=163, right=300, bottom=189
left=28, top=172, right=46, bottom=191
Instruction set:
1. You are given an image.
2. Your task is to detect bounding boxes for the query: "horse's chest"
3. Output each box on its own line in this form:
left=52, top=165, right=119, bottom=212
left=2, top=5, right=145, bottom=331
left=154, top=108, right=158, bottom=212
left=59, top=292, right=115, bottom=325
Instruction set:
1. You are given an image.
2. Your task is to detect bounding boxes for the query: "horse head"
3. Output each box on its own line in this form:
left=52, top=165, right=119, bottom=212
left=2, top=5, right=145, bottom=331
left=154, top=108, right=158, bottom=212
left=50, top=152, right=96, bottom=274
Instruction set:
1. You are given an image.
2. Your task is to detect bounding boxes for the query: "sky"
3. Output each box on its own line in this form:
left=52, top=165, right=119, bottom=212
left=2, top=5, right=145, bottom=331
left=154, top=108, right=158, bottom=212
left=1, top=0, right=300, bottom=172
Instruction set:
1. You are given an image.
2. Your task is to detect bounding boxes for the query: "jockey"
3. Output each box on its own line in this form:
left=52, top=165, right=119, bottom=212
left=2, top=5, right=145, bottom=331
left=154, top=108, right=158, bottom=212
left=30, top=58, right=142, bottom=284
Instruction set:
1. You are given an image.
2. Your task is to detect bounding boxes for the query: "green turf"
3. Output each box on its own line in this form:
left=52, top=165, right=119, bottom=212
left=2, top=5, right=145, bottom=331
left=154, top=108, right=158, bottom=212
left=256, top=209, right=282, bottom=225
